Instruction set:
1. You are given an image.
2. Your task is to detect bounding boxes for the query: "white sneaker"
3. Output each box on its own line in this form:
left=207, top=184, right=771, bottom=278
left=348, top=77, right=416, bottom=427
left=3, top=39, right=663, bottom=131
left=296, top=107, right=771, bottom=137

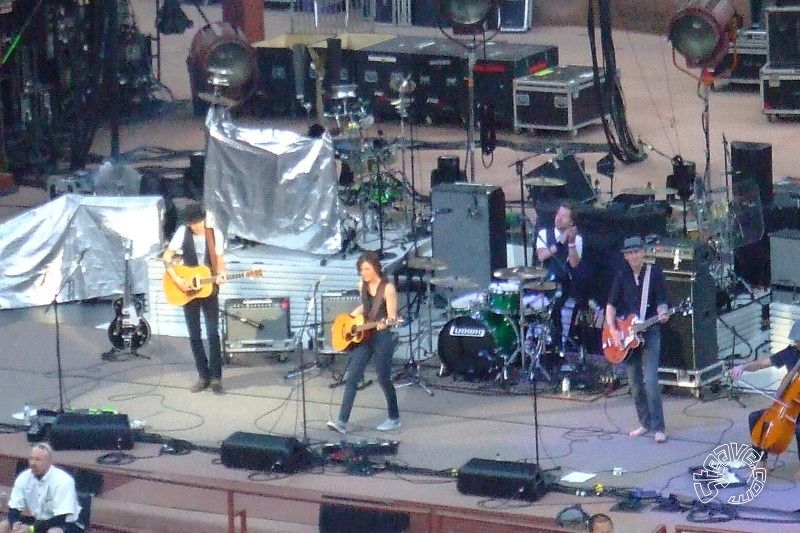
left=326, top=420, right=347, bottom=434
left=376, top=418, right=401, bottom=431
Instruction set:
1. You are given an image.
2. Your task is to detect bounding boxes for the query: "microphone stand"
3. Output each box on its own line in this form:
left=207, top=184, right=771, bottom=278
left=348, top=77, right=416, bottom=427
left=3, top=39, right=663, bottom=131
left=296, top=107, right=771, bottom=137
left=51, top=250, right=88, bottom=413
left=509, top=154, right=537, bottom=267
left=285, top=279, right=323, bottom=380
left=286, top=279, right=322, bottom=443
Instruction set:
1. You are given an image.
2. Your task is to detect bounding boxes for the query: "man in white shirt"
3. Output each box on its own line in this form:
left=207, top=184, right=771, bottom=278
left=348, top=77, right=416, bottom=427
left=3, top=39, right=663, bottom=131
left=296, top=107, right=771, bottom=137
left=535, top=202, right=584, bottom=354
left=1, top=442, right=82, bottom=533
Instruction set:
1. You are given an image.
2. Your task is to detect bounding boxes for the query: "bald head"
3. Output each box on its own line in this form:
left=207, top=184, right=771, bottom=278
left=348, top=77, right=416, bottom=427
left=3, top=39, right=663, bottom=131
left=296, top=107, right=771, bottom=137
left=29, top=442, right=53, bottom=478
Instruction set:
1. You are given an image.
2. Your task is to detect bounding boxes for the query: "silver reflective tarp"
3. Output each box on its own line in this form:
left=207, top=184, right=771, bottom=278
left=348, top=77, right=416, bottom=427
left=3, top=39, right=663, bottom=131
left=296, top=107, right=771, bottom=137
left=0, top=195, right=163, bottom=309
left=204, top=108, right=342, bottom=255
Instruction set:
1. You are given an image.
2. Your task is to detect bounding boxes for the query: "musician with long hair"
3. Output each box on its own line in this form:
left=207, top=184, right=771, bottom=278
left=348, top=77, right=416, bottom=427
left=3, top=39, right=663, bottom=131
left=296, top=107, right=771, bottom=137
left=327, top=251, right=400, bottom=434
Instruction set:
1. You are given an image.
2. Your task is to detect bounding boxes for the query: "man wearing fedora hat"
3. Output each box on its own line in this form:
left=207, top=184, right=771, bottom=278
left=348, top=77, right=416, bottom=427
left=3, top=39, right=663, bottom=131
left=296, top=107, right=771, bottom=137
left=162, top=202, right=227, bottom=394
left=605, top=236, right=670, bottom=443
left=730, top=319, right=800, bottom=480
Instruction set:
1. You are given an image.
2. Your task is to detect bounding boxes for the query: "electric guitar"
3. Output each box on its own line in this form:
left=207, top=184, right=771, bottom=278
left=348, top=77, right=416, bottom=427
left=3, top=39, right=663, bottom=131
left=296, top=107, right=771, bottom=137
left=331, top=313, right=403, bottom=352
left=108, top=242, right=151, bottom=352
left=163, top=265, right=263, bottom=307
left=601, top=299, right=692, bottom=364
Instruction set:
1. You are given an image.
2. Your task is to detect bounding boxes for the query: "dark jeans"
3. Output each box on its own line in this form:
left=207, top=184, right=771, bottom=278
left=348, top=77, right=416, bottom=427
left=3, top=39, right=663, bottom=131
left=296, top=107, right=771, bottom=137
left=338, top=329, right=398, bottom=423
left=748, top=409, right=800, bottom=461
left=626, top=326, right=664, bottom=432
left=183, top=294, right=222, bottom=381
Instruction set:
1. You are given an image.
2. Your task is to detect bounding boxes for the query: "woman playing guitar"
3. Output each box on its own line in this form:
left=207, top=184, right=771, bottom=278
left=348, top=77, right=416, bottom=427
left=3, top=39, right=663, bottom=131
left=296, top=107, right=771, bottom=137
left=605, top=236, right=670, bottom=444
left=327, top=251, right=401, bottom=434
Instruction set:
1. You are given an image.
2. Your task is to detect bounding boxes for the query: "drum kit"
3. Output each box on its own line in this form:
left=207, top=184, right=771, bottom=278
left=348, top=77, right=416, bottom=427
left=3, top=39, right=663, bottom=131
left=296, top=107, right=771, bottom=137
left=418, top=259, right=566, bottom=384
left=326, top=83, right=410, bottom=255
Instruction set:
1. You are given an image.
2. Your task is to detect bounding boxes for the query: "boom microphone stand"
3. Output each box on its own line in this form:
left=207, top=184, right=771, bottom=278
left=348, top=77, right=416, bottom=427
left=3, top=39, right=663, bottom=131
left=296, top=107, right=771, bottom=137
left=285, top=277, right=326, bottom=380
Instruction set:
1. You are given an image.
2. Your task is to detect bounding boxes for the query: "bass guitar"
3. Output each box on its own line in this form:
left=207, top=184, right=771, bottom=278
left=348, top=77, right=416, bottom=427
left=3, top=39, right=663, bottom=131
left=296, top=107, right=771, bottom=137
left=601, top=299, right=692, bottom=364
left=163, top=265, right=263, bottom=307
left=331, top=313, right=403, bottom=352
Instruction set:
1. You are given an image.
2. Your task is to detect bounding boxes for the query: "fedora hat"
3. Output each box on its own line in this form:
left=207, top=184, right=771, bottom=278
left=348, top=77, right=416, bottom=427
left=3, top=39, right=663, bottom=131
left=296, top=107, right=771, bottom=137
left=621, top=236, right=645, bottom=253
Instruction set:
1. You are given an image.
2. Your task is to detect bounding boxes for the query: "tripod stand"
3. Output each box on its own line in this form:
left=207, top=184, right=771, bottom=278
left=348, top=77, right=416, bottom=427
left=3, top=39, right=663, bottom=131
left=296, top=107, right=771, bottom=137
left=394, top=257, right=441, bottom=396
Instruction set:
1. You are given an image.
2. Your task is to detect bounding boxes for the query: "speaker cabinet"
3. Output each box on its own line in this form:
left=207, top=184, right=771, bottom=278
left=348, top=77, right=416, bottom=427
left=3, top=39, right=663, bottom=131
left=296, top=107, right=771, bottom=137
left=457, top=458, right=547, bottom=501
left=497, top=0, right=531, bottom=32
left=431, top=183, right=507, bottom=290
left=320, top=292, right=361, bottom=353
left=49, top=414, right=133, bottom=451
left=731, top=141, right=773, bottom=205
left=223, top=298, right=292, bottom=354
left=661, top=272, right=718, bottom=370
left=319, top=503, right=410, bottom=533
left=220, top=431, right=311, bottom=473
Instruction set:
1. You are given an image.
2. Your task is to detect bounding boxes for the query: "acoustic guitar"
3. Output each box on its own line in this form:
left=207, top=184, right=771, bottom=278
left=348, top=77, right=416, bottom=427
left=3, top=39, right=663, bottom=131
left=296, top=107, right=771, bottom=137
left=330, top=313, right=403, bottom=352
left=163, top=265, right=263, bottom=307
left=601, top=299, right=692, bottom=364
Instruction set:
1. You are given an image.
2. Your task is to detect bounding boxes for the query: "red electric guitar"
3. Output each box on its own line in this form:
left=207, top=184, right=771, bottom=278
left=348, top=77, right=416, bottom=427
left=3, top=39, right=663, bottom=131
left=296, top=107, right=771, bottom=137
left=601, top=299, right=692, bottom=364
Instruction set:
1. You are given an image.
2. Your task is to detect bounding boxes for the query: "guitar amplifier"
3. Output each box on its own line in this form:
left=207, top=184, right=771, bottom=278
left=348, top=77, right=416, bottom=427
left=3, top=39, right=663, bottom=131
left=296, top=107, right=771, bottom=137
left=223, top=297, right=293, bottom=355
left=320, top=292, right=360, bottom=353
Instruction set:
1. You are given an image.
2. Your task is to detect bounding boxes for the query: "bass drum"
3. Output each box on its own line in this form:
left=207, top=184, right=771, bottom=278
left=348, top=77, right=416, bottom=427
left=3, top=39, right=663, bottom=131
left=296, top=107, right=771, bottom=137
left=438, top=311, right=517, bottom=380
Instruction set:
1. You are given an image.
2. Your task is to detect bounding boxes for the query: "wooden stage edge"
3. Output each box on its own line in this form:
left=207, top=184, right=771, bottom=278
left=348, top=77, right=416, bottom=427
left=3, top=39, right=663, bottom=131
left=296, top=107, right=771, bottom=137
left=0, top=433, right=763, bottom=533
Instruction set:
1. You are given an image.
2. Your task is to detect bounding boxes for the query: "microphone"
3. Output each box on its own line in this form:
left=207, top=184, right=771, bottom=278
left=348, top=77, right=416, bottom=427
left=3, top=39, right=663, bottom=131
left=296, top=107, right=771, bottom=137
left=315, top=275, right=327, bottom=288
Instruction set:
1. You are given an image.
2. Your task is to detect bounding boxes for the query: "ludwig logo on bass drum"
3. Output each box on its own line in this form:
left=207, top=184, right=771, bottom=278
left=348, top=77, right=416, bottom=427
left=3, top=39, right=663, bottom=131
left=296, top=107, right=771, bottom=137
left=449, top=325, right=487, bottom=338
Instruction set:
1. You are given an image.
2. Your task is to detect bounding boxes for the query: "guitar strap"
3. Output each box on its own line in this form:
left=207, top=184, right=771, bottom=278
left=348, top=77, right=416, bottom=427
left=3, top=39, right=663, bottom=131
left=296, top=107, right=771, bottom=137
left=205, top=227, right=219, bottom=275
left=639, top=265, right=652, bottom=320
left=366, top=279, right=388, bottom=322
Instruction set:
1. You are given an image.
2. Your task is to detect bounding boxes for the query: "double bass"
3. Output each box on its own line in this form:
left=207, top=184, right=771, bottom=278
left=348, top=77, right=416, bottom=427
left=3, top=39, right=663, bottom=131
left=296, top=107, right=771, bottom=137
left=750, top=358, right=800, bottom=455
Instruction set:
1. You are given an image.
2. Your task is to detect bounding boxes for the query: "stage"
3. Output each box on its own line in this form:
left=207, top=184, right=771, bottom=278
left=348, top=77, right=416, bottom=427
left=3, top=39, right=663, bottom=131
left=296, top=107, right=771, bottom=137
left=3, top=2, right=800, bottom=531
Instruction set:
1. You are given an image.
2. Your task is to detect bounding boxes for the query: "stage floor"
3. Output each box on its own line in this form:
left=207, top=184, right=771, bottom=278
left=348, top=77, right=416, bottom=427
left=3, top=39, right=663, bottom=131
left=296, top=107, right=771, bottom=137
left=1, top=300, right=799, bottom=532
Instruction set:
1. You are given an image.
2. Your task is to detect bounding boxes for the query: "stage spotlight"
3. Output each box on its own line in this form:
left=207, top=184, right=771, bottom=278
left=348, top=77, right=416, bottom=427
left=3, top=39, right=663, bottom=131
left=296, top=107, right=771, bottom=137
left=186, top=22, right=257, bottom=113
left=437, top=0, right=498, bottom=34
left=668, top=0, right=740, bottom=71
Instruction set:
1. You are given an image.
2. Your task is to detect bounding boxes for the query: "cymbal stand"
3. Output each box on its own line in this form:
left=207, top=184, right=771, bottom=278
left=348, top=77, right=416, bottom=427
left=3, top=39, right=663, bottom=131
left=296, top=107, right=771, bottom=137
left=394, top=268, right=434, bottom=397
left=369, top=152, right=395, bottom=261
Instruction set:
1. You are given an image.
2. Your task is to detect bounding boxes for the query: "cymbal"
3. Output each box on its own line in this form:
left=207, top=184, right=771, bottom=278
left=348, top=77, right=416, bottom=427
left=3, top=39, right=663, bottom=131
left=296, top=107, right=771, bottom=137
left=620, top=185, right=677, bottom=196
left=493, top=266, right=547, bottom=280
left=330, top=84, right=357, bottom=99
left=390, top=76, right=417, bottom=94
left=407, top=256, right=448, bottom=271
left=523, top=177, right=567, bottom=187
left=427, top=276, right=478, bottom=289
left=524, top=280, right=558, bottom=292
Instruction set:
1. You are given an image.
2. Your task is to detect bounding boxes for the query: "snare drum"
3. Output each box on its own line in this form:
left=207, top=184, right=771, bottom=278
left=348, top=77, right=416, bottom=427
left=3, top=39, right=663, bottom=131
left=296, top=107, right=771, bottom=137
left=522, top=292, right=550, bottom=315
left=487, top=281, right=520, bottom=315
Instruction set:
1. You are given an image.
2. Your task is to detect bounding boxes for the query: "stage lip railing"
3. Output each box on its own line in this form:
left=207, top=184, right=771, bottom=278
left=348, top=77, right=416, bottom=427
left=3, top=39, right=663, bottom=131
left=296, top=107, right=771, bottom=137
left=0, top=450, right=572, bottom=533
